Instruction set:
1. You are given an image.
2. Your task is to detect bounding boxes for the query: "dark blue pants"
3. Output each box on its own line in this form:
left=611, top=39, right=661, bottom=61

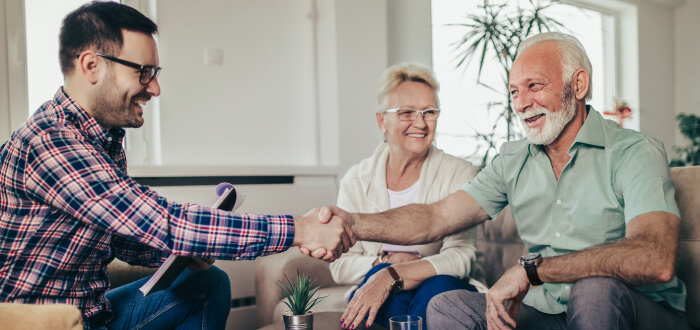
left=351, top=263, right=477, bottom=329
left=98, top=265, right=231, bottom=330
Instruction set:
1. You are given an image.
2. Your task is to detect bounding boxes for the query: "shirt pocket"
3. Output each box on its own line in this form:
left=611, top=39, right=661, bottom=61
left=563, top=213, right=625, bottom=249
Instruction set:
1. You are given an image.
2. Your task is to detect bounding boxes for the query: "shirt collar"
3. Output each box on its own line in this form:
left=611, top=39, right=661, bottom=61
left=526, top=105, right=606, bottom=156
left=54, top=87, right=126, bottom=149
left=570, top=105, right=606, bottom=148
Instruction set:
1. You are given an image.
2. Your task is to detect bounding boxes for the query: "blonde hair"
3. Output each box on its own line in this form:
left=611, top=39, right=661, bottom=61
left=377, top=62, right=439, bottom=110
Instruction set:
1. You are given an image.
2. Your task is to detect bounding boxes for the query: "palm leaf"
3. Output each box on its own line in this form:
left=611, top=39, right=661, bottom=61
left=447, top=0, right=564, bottom=161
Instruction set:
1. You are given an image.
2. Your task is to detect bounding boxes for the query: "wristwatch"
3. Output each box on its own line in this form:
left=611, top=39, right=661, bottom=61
left=386, top=266, right=404, bottom=293
left=519, top=252, right=544, bottom=286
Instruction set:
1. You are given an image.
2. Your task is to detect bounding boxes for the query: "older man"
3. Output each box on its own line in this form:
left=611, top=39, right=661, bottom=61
left=321, top=32, right=688, bottom=330
left=0, top=2, right=353, bottom=329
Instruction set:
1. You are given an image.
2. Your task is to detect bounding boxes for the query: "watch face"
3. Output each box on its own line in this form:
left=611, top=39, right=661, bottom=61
left=522, top=252, right=541, bottom=262
left=392, top=279, right=404, bottom=292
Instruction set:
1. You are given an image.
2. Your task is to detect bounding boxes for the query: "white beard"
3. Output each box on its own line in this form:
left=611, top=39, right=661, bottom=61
left=518, top=91, right=576, bottom=145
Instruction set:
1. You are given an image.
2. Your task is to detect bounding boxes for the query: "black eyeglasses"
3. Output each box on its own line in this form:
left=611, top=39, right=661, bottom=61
left=77, top=53, right=161, bottom=85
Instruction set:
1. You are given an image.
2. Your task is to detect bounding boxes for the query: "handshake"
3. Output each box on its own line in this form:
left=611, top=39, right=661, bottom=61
left=292, top=206, right=356, bottom=262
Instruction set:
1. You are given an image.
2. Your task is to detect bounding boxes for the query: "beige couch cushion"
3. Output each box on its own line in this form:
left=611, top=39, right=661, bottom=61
left=670, top=166, right=700, bottom=327
left=476, top=205, right=528, bottom=287
left=107, top=259, right=157, bottom=288
left=0, top=303, right=83, bottom=330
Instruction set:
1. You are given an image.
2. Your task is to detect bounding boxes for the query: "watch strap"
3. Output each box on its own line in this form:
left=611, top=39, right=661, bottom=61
left=386, top=266, right=403, bottom=292
left=386, top=266, right=399, bottom=279
left=523, top=263, right=543, bottom=286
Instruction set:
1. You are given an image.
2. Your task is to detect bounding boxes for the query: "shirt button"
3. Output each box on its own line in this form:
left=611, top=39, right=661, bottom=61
left=555, top=232, right=561, bottom=237
left=564, top=285, right=570, bottom=290
left=556, top=199, right=562, bottom=205
left=107, top=137, right=113, bottom=141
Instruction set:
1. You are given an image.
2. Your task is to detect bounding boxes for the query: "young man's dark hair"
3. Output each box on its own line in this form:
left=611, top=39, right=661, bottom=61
left=59, top=1, right=158, bottom=75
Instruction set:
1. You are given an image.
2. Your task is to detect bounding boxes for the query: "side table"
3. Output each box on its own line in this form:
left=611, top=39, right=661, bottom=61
left=258, top=312, right=387, bottom=330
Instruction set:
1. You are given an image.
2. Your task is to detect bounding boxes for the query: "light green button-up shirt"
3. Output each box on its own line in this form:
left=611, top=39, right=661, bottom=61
left=463, top=107, right=686, bottom=314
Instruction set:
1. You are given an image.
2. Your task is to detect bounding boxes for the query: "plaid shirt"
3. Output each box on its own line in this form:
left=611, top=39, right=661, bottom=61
left=0, top=88, right=295, bottom=324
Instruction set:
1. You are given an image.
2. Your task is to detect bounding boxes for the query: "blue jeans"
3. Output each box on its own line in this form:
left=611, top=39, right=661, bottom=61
left=351, top=263, right=477, bottom=329
left=427, top=276, right=689, bottom=330
left=95, top=266, right=231, bottom=330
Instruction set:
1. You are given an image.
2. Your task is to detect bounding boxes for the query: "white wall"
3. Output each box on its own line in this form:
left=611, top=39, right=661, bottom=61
left=142, top=0, right=390, bottom=175
left=674, top=0, right=700, bottom=147
left=334, top=0, right=389, bottom=175
left=1, top=0, right=10, bottom=142
left=156, top=0, right=319, bottom=167
left=1, top=0, right=28, bottom=143
left=387, top=0, right=432, bottom=66
left=634, top=1, right=677, bottom=153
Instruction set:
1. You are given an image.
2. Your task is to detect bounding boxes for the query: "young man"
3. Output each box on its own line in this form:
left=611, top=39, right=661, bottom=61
left=321, top=32, right=688, bottom=330
left=0, top=2, right=354, bottom=329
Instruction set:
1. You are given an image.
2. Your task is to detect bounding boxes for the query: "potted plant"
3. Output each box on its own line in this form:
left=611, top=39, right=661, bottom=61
left=670, top=113, right=700, bottom=167
left=277, top=271, right=328, bottom=330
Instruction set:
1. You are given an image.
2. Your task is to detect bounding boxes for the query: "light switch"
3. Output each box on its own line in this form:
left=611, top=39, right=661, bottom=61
left=204, top=48, right=223, bottom=66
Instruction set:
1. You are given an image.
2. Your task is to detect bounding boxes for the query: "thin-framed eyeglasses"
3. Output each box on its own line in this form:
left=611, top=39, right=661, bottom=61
left=384, top=108, right=441, bottom=121
left=77, top=53, right=162, bottom=85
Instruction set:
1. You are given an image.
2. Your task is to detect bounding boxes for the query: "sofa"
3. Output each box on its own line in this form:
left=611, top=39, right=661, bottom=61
left=255, top=165, right=700, bottom=328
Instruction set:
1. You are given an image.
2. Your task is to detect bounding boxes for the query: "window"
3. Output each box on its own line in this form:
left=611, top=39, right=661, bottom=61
left=432, top=0, right=616, bottom=164
left=19, top=1, right=334, bottom=169
left=25, top=0, right=119, bottom=115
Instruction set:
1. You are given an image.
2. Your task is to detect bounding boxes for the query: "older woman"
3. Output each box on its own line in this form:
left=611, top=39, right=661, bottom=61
left=330, top=63, right=486, bottom=330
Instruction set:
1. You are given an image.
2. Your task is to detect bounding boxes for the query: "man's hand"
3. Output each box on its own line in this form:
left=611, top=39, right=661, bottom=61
left=316, top=205, right=354, bottom=227
left=186, top=257, right=215, bottom=271
left=485, top=265, right=530, bottom=329
left=340, top=269, right=392, bottom=329
left=293, top=208, right=357, bottom=261
left=299, top=206, right=356, bottom=261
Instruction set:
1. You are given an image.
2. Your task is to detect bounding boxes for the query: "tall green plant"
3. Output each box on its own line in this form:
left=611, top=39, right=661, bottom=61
left=670, top=113, right=700, bottom=167
left=449, top=0, right=566, bottom=165
left=277, top=271, right=328, bottom=315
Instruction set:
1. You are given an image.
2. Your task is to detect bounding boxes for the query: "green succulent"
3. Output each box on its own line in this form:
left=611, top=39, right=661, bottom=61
left=277, top=271, right=328, bottom=315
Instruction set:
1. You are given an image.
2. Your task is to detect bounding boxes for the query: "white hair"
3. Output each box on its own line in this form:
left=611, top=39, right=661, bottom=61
left=377, top=62, right=440, bottom=110
left=517, top=32, right=593, bottom=101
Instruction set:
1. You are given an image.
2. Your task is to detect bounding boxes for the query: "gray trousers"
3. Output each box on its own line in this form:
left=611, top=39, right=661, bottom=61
left=427, top=277, right=689, bottom=330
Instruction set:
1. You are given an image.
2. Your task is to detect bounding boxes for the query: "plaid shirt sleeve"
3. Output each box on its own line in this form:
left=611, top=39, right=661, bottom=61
left=112, top=235, right=170, bottom=267
left=24, top=128, right=295, bottom=260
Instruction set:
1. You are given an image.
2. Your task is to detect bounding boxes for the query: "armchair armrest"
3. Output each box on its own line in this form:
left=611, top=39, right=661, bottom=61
left=0, top=303, right=82, bottom=330
left=107, top=258, right=157, bottom=288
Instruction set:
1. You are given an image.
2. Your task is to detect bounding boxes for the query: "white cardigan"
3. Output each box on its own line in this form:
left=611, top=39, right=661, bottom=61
left=330, top=143, right=487, bottom=299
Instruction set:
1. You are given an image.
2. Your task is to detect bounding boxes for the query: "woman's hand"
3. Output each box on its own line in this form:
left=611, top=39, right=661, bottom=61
left=341, top=269, right=393, bottom=329
left=387, top=253, right=420, bottom=264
